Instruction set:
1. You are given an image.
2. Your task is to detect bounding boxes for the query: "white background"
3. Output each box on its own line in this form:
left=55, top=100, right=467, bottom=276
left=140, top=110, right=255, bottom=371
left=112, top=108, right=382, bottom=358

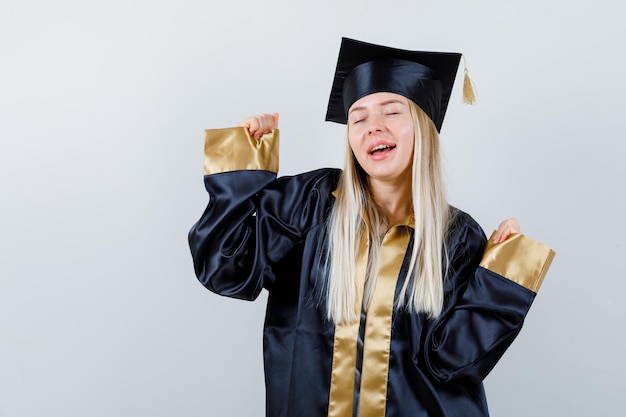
left=1, top=0, right=624, bottom=416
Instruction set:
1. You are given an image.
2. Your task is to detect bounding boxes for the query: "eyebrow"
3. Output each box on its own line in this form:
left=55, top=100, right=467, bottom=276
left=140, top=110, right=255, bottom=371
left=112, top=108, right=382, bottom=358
left=348, top=99, right=407, bottom=116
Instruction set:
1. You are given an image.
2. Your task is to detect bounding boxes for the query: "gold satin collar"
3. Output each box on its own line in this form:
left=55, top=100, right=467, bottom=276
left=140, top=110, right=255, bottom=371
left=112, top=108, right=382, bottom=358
left=327, top=225, right=411, bottom=417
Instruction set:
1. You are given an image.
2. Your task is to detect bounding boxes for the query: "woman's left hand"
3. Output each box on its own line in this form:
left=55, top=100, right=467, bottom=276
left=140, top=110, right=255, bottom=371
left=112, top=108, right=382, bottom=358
left=493, top=217, right=520, bottom=244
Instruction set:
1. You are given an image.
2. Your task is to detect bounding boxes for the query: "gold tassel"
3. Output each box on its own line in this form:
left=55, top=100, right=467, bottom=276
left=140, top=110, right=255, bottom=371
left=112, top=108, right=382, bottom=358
left=462, top=55, right=476, bottom=105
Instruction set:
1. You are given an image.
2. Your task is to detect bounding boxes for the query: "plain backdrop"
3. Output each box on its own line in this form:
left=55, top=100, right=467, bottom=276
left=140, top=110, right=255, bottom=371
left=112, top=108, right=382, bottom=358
left=1, top=0, right=624, bottom=416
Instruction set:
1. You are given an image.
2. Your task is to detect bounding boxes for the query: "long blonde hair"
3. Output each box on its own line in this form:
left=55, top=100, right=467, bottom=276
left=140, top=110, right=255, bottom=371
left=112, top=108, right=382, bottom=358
left=324, top=101, right=451, bottom=324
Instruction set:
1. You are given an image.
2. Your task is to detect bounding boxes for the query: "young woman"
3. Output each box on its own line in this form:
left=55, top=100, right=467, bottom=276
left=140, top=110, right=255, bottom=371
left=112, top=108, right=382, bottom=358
left=188, top=38, right=554, bottom=417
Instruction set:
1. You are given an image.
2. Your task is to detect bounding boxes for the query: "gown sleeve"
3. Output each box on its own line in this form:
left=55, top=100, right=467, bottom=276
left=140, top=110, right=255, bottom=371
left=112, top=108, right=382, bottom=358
left=188, top=126, right=337, bottom=301
left=422, top=214, right=555, bottom=384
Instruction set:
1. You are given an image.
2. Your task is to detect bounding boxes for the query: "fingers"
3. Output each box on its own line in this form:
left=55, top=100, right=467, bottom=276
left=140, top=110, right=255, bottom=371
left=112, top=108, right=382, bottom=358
left=493, top=217, right=521, bottom=244
left=239, top=113, right=279, bottom=139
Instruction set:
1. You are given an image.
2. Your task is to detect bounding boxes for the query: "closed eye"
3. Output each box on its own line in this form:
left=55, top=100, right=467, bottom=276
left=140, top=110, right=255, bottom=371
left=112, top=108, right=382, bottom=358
left=349, top=117, right=365, bottom=125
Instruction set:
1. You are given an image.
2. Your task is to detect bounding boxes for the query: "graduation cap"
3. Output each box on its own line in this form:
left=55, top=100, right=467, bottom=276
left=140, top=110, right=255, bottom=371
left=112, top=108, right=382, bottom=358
left=325, top=37, right=473, bottom=132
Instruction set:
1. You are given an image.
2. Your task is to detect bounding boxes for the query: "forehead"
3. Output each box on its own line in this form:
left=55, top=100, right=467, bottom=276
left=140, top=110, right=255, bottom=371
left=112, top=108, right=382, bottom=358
left=348, top=92, right=409, bottom=112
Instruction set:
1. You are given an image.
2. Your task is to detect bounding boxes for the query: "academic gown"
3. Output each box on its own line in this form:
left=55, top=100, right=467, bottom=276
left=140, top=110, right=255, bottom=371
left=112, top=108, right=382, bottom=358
left=188, top=127, right=555, bottom=417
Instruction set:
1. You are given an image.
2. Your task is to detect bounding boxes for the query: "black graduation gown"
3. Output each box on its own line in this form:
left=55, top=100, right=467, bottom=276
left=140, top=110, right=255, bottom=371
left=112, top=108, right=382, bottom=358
left=188, top=127, right=555, bottom=417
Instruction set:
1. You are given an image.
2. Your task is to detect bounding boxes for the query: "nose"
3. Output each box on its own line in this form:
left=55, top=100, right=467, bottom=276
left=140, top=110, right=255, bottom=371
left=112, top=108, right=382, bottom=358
left=367, top=114, right=383, bottom=135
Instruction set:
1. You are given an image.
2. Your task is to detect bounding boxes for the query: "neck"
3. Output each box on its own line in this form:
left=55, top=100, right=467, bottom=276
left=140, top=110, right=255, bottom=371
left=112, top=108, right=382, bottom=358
left=368, top=176, right=412, bottom=226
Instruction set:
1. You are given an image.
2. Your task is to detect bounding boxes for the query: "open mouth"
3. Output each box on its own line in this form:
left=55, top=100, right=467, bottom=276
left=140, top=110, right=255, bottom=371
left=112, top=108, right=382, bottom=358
left=370, top=144, right=396, bottom=155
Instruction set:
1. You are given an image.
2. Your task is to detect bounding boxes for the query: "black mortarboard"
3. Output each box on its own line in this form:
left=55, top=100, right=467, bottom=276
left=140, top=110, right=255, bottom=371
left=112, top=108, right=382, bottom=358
left=325, top=37, right=463, bottom=132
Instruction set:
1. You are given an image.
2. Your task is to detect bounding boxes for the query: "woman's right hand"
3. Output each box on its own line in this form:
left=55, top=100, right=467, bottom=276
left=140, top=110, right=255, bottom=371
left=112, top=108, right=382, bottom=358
left=239, top=113, right=279, bottom=140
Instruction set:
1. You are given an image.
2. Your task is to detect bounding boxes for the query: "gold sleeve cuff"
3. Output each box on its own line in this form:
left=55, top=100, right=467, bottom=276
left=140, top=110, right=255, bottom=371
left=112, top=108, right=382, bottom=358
left=203, top=127, right=279, bottom=175
left=480, top=233, right=555, bottom=293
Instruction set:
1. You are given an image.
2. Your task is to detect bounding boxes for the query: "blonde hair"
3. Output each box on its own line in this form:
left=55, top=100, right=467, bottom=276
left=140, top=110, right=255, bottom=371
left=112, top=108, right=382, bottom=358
left=324, top=101, right=451, bottom=324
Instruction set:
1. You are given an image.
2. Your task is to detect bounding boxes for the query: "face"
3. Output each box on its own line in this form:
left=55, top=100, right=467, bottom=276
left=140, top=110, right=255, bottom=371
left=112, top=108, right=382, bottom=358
left=347, top=92, right=414, bottom=185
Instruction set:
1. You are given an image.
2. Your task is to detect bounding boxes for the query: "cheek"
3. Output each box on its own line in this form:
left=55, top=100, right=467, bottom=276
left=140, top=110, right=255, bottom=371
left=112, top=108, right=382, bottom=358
left=398, top=124, right=415, bottom=149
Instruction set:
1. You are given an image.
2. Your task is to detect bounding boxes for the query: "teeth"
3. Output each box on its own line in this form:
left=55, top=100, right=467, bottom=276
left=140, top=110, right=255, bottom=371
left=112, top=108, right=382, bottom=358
left=371, top=144, right=391, bottom=153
